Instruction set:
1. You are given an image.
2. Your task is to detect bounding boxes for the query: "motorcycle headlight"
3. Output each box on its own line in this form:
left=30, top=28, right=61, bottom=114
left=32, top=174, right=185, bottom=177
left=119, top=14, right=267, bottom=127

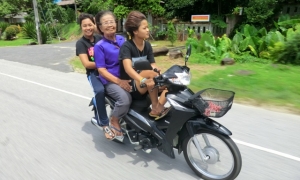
left=170, top=71, right=191, bottom=85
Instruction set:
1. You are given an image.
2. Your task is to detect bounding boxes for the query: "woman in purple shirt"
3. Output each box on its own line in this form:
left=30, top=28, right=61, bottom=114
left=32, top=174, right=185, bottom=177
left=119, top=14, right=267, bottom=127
left=94, top=10, right=132, bottom=142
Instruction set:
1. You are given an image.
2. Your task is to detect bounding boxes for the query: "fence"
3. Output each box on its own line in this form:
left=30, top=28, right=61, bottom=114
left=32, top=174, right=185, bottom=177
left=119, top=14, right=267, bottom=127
left=159, top=23, right=226, bottom=40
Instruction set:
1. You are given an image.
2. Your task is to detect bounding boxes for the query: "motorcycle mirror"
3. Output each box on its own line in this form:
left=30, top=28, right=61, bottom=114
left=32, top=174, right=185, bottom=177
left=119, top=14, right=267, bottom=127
left=186, top=44, right=192, bottom=57
left=184, top=44, right=192, bottom=66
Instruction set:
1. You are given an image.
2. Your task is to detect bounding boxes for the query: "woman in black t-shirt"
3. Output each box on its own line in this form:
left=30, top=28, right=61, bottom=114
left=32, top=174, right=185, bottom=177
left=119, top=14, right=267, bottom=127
left=119, top=11, right=170, bottom=120
left=75, top=13, right=114, bottom=140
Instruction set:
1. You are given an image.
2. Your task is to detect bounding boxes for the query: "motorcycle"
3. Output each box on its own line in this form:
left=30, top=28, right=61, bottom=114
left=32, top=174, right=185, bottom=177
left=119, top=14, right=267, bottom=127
left=91, top=45, right=242, bottom=180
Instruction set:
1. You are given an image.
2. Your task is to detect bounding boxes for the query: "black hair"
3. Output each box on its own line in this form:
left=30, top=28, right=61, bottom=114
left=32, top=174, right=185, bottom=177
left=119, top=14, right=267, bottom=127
left=77, top=13, right=95, bottom=27
left=94, top=10, right=117, bottom=35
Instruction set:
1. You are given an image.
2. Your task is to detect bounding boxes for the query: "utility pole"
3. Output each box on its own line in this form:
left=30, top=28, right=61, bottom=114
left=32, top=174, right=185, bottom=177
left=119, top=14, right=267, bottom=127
left=33, top=0, right=42, bottom=44
left=74, top=0, right=78, bottom=22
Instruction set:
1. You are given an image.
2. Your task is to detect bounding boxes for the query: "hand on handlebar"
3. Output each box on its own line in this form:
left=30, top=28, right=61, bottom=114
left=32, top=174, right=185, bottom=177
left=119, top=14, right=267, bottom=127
left=140, top=78, right=155, bottom=88
left=153, top=68, right=161, bottom=75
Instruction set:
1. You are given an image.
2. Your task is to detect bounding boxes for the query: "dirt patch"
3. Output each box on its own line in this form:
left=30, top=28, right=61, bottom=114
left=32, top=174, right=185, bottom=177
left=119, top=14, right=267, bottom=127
left=235, top=99, right=300, bottom=115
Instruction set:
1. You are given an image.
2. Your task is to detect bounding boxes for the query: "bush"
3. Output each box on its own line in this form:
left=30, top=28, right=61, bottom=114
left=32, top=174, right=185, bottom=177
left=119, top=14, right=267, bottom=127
left=4, top=26, right=16, bottom=40
left=272, top=33, right=300, bottom=65
left=233, top=53, right=269, bottom=64
left=22, top=22, right=51, bottom=44
left=167, top=21, right=177, bottom=46
left=65, top=7, right=76, bottom=23
left=10, top=25, right=20, bottom=34
left=0, top=22, right=10, bottom=33
left=40, top=24, right=51, bottom=44
left=155, top=30, right=167, bottom=40
left=22, top=21, right=36, bottom=39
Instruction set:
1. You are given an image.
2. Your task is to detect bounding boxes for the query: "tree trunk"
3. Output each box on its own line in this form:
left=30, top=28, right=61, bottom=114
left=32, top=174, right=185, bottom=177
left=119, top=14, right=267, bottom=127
left=153, top=47, right=169, bottom=57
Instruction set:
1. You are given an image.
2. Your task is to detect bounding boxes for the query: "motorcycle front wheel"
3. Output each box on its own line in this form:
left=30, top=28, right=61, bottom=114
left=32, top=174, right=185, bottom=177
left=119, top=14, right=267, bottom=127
left=182, top=130, right=242, bottom=180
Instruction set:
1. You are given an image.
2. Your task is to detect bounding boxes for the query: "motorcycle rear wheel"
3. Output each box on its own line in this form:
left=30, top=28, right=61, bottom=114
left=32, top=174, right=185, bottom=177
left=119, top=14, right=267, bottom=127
left=182, top=130, right=242, bottom=180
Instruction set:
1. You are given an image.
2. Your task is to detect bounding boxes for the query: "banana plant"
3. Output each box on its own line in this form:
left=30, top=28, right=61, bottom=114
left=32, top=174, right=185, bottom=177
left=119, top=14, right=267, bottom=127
left=204, top=34, right=231, bottom=60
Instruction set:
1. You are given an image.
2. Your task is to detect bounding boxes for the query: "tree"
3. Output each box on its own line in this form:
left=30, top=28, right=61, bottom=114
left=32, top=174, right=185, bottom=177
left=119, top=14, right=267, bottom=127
left=0, top=0, right=32, bottom=17
left=163, top=0, right=247, bottom=21
left=244, top=0, right=277, bottom=26
left=76, top=0, right=114, bottom=15
left=113, top=0, right=165, bottom=19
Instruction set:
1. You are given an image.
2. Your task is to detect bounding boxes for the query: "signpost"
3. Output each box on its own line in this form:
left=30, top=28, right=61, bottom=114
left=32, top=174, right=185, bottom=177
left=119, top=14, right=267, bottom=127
left=191, top=15, right=210, bottom=22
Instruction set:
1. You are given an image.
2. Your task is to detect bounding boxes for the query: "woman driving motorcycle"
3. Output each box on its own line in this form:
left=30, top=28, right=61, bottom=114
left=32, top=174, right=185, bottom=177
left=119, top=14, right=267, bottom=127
left=119, top=11, right=170, bottom=120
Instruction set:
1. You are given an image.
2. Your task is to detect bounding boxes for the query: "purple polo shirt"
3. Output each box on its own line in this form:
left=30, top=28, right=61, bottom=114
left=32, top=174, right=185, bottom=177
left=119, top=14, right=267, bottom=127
left=94, top=35, right=125, bottom=85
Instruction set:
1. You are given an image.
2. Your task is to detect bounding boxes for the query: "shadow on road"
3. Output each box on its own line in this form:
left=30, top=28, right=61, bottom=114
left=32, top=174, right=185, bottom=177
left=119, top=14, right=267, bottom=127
left=81, top=121, right=201, bottom=179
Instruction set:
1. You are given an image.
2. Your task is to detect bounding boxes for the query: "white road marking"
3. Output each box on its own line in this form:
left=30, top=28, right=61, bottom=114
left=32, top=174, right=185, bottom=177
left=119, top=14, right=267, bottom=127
left=0, top=72, right=89, bottom=100
left=1, top=71, right=300, bottom=162
left=233, top=139, right=300, bottom=162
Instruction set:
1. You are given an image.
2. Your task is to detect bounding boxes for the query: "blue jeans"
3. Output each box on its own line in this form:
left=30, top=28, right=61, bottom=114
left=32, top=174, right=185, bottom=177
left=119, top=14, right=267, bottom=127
left=87, top=71, right=109, bottom=126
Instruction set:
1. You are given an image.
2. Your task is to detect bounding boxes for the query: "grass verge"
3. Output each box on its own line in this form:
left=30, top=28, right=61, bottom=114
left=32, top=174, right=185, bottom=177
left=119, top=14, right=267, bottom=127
left=0, top=38, right=33, bottom=47
left=70, top=53, right=300, bottom=114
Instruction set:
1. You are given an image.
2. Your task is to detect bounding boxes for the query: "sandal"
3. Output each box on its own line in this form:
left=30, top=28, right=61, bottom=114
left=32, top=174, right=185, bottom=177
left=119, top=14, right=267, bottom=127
left=103, top=126, right=115, bottom=140
left=91, top=118, right=115, bottom=140
left=110, top=125, right=124, bottom=142
left=149, top=107, right=172, bottom=120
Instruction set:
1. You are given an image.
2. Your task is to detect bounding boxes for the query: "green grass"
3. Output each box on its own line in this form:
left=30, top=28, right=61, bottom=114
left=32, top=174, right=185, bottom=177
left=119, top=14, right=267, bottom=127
left=60, top=22, right=81, bottom=40
left=0, top=38, right=33, bottom=47
left=70, top=56, right=85, bottom=74
left=190, top=63, right=300, bottom=113
left=149, top=39, right=186, bottom=48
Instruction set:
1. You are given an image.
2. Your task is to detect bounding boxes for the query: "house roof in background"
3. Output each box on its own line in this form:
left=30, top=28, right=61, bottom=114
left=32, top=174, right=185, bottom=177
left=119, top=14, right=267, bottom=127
left=4, top=12, right=28, bottom=19
left=56, top=0, right=75, bottom=6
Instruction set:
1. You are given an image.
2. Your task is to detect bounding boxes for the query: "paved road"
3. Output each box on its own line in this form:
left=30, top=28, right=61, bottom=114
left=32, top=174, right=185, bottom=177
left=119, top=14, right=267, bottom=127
left=0, top=43, right=300, bottom=180
left=0, top=41, right=76, bottom=72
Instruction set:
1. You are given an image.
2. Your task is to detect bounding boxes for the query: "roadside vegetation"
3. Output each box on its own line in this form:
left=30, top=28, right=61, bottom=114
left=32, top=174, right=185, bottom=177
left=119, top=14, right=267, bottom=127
left=1, top=0, right=300, bottom=114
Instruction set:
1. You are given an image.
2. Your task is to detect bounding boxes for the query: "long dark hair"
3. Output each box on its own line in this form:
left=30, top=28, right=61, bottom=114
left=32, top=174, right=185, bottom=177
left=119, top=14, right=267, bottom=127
left=95, top=10, right=117, bottom=35
left=124, top=11, right=146, bottom=38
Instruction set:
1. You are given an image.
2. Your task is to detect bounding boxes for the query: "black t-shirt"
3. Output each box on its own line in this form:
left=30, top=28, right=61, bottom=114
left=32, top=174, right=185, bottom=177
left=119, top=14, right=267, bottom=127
left=119, top=40, right=155, bottom=80
left=75, top=34, right=102, bottom=75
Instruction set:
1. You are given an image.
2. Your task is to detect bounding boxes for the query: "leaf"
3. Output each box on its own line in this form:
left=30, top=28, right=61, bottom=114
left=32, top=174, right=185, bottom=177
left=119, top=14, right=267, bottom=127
left=258, top=27, right=267, bottom=37
left=232, top=32, right=243, bottom=46
left=239, top=37, right=256, bottom=51
left=248, top=45, right=258, bottom=57
left=286, top=28, right=296, bottom=42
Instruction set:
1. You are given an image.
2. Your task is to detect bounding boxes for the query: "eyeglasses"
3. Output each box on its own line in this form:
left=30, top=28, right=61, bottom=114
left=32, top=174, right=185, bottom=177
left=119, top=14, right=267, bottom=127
left=100, top=20, right=116, bottom=26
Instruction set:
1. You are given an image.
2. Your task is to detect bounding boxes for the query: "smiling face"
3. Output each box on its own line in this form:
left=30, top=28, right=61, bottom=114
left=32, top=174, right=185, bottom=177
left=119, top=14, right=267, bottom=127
left=133, top=19, right=149, bottom=40
left=81, top=18, right=95, bottom=38
left=99, top=14, right=116, bottom=37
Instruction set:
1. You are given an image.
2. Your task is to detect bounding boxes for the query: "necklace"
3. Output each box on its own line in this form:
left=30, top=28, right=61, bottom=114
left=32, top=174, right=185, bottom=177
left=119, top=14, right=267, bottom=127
left=132, top=39, right=144, bottom=57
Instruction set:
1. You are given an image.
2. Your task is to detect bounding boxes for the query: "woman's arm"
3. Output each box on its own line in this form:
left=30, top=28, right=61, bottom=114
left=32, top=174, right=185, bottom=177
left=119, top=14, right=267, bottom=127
left=78, top=54, right=97, bottom=69
left=98, top=68, right=121, bottom=84
left=123, top=59, right=144, bottom=82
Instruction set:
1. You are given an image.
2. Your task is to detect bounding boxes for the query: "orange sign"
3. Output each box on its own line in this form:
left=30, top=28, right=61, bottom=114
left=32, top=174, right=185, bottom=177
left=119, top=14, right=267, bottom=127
left=191, top=15, right=210, bottom=22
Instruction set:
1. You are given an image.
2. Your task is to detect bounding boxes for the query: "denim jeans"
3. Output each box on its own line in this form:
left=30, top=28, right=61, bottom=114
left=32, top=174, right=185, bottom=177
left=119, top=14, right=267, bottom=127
left=87, top=70, right=109, bottom=126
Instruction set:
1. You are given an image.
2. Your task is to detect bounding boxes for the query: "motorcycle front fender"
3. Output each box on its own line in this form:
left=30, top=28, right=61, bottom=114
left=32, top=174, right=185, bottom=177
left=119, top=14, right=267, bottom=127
left=177, top=118, right=232, bottom=154
left=186, top=118, right=232, bottom=136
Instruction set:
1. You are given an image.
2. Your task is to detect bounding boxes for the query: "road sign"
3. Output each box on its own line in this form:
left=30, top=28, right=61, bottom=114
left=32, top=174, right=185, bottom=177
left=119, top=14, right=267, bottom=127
left=191, top=15, right=210, bottom=22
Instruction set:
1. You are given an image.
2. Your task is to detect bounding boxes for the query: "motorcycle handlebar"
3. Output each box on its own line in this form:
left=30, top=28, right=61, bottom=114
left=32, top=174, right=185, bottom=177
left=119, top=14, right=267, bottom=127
left=139, top=74, right=165, bottom=88
left=139, top=68, right=162, bottom=88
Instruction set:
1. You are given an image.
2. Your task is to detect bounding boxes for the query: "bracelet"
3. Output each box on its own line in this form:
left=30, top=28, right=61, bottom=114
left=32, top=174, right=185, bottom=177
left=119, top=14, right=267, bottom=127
left=140, top=78, right=147, bottom=84
left=139, top=77, right=144, bottom=83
